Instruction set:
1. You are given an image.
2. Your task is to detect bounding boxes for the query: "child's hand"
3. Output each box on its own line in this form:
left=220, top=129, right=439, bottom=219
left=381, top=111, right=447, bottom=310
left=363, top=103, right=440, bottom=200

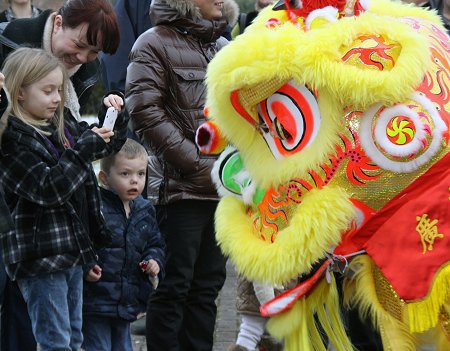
left=85, top=265, right=102, bottom=282
left=103, top=94, right=123, bottom=112
left=91, top=126, right=114, bottom=143
left=141, top=259, right=160, bottom=277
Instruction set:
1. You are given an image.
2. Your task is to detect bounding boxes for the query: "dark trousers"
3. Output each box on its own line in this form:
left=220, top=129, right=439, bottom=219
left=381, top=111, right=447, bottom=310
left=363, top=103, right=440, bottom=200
left=146, top=200, right=227, bottom=351
left=1, top=276, right=37, bottom=351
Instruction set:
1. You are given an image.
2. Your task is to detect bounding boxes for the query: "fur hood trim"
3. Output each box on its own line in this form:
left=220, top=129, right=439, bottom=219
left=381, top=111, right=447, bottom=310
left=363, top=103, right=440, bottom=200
left=223, top=0, right=239, bottom=26
left=164, top=0, right=239, bottom=25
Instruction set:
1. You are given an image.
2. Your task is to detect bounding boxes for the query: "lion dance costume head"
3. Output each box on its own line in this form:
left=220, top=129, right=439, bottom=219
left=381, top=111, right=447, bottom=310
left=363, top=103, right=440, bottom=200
left=195, top=0, right=450, bottom=349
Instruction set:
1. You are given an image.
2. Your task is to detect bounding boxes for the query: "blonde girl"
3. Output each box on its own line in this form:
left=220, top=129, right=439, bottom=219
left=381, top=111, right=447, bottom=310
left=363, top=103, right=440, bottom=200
left=0, top=47, right=127, bottom=351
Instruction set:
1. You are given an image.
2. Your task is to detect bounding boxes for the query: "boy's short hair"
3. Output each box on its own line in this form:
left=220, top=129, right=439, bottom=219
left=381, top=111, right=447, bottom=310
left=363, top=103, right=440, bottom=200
left=100, top=138, right=148, bottom=173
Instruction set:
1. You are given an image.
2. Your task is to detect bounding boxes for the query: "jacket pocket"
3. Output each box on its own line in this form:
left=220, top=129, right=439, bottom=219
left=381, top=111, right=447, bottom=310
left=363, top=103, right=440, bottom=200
left=172, top=68, right=205, bottom=81
left=172, top=67, right=206, bottom=111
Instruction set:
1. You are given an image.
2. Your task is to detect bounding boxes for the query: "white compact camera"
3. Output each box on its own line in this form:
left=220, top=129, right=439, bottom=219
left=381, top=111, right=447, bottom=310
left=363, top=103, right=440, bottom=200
left=102, top=107, right=118, bottom=130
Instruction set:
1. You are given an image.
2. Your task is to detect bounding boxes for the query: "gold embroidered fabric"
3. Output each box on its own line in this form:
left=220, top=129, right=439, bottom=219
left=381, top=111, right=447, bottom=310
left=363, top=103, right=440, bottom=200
left=373, top=263, right=405, bottom=321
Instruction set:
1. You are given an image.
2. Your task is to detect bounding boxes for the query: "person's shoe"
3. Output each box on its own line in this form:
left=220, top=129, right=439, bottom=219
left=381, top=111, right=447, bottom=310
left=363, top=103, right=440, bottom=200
left=227, top=344, right=251, bottom=351
left=130, top=314, right=146, bottom=335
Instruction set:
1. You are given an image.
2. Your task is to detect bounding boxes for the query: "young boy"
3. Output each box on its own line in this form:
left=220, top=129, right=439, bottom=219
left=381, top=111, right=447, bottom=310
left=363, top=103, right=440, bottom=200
left=82, top=138, right=166, bottom=351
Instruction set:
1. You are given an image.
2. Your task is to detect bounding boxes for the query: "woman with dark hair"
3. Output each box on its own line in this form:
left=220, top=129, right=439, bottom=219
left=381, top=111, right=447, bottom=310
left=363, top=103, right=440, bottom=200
left=0, top=0, right=120, bottom=116
left=0, top=1, right=122, bottom=350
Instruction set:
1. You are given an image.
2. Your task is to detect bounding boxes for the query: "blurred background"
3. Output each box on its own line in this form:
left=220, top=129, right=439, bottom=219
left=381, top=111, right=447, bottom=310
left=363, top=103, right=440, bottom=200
left=0, top=0, right=421, bottom=115
left=0, top=0, right=257, bottom=114
left=0, top=0, right=426, bottom=13
left=0, top=0, right=63, bottom=11
left=0, top=0, right=256, bottom=14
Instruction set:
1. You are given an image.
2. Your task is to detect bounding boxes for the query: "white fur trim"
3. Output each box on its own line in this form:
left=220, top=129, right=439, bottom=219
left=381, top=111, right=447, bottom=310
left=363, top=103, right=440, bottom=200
left=373, top=104, right=425, bottom=157
left=241, top=179, right=257, bottom=205
left=359, top=93, right=447, bottom=173
left=305, top=6, right=338, bottom=30
left=211, top=147, right=242, bottom=198
left=360, top=0, right=371, bottom=11
left=211, top=146, right=257, bottom=204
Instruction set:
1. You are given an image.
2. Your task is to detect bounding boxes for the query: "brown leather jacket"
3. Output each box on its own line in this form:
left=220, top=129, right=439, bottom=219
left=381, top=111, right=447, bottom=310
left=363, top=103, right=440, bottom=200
left=125, top=0, right=238, bottom=204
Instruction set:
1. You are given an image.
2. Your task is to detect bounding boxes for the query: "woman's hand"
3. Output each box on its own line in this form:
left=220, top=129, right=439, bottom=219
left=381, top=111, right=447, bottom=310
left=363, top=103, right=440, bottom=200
left=103, top=94, right=124, bottom=111
left=91, top=126, right=114, bottom=143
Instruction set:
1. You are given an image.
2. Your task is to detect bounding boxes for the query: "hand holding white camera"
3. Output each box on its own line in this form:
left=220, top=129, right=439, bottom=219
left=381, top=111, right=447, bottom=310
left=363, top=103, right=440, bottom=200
left=92, top=94, right=124, bottom=143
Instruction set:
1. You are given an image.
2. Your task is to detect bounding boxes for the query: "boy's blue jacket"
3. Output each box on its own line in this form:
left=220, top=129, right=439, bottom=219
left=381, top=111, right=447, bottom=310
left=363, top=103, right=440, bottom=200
left=83, top=187, right=166, bottom=321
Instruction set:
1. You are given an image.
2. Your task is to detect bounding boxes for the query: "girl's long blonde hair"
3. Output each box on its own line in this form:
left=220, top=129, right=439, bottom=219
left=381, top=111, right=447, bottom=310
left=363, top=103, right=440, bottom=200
left=2, top=47, right=68, bottom=146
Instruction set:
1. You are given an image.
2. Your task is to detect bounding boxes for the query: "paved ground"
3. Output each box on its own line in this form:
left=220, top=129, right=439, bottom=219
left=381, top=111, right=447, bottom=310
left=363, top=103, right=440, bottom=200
left=130, top=261, right=439, bottom=351
left=212, top=260, right=239, bottom=351
left=131, top=260, right=239, bottom=351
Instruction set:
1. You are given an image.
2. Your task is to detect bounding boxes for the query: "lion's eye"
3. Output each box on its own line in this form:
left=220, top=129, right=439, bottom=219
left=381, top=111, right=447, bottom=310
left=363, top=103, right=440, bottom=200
left=257, top=80, right=321, bottom=159
left=273, top=117, right=292, bottom=140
